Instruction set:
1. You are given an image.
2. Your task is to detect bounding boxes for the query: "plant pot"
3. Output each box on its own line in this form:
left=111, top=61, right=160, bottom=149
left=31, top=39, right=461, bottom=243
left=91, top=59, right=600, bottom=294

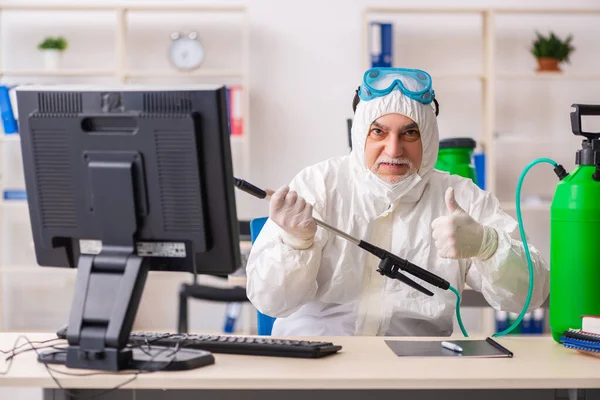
left=42, top=49, right=62, bottom=70
left=536, top=57, right=561, bottom=72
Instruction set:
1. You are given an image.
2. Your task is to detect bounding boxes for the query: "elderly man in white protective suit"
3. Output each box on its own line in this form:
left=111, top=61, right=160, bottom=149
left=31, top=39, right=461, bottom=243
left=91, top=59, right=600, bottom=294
left=246, top=67, right=549, bottom=336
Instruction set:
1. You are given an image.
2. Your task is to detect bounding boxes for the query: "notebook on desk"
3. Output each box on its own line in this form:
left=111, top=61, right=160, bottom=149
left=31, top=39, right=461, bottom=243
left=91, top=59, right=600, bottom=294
left=561, top=329, right=600, bottom=358
left=385, top=337, right=513, bottom=358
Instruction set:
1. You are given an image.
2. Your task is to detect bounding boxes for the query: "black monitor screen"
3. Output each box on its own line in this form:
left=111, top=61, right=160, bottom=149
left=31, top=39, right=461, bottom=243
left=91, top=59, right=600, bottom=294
left=16, top=85, right=240, bottom=276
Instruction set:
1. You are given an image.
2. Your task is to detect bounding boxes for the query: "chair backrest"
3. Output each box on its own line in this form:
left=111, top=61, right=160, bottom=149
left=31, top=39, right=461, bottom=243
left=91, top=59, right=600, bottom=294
left=250, top=217, right=268, bottom=244
left=249, top=217, right=276, bottom=336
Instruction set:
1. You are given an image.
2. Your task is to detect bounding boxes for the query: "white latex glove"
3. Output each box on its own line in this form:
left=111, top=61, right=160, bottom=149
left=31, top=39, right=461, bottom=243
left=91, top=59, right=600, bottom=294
left=270, top=186, right=317, bottom=250
left=431, top=187, right=498, bottom=260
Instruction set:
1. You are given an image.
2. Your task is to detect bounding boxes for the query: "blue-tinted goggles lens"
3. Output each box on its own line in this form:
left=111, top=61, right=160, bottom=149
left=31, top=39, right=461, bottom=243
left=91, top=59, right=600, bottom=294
left=358, top=68, right=434, bottom=104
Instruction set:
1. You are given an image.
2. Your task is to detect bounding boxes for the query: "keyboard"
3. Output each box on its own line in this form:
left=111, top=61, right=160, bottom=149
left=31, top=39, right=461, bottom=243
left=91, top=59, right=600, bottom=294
left=56, top=328, right=342, bottom=359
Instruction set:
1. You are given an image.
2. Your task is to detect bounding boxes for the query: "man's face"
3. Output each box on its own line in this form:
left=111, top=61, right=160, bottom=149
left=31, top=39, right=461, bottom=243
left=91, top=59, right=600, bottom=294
left=364, top=113, right=423, bottom=185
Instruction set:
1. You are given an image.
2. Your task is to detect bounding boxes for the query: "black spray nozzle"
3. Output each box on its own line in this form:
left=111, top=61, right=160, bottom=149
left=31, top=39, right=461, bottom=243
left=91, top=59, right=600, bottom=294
left=234, top=177, right=268, bottom=199
left=358, top=240, right=450, bottom=292
left=377, top=257, right=434, bottom=296
left=571, top=104, right=600, bottom=141
left=553, top=164, right=568, bottom=181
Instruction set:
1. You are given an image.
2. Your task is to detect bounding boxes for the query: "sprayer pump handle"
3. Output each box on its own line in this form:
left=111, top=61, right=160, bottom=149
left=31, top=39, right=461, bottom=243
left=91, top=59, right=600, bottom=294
left=571, top=104, right=600, bottom=140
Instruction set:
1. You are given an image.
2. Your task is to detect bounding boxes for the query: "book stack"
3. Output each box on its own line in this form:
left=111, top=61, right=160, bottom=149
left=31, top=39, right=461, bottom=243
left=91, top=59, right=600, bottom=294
left=561, top=316, right=600, bottom=358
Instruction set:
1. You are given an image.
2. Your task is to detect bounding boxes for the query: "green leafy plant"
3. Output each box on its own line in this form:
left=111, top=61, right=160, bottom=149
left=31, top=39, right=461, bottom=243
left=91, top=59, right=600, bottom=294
left=530, top=31, right=575, bottom=63
left=37, top=36, right=68, bottom=51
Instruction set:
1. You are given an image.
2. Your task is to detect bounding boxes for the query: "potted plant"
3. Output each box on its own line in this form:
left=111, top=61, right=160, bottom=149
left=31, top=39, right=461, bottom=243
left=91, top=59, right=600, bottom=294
left=37, top=36, right=68, bottom=70
left=530, top=31, right=575, bottom=73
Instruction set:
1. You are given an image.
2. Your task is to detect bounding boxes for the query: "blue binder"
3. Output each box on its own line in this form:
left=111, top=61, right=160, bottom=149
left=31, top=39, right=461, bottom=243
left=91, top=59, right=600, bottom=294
left=494, top=311, right=508, bottom=333
left=369, top=22, right=393, bottom=67
left=3, top=189, right=27, bottom=201
left=0, top=85, right=18, bottom=134
left=531, top=308, right=545, bottom=334
left=520, top=312, right=532, bottom=334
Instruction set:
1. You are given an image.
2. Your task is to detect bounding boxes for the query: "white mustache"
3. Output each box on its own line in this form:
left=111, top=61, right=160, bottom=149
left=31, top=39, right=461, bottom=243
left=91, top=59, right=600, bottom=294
left=374, top=156, right=413, bottom=170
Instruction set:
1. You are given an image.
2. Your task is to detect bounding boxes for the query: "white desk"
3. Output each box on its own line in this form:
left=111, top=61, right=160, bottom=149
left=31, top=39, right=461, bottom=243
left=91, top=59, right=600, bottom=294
left=0, top=333, right=597, bottom=400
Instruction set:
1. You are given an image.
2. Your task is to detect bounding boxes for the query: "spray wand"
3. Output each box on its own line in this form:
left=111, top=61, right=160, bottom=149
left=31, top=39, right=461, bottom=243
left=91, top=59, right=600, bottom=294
left=234, top=178, right=450, bottom=297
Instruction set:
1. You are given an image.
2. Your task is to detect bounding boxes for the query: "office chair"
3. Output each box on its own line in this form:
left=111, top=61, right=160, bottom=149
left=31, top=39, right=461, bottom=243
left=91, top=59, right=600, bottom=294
left=177, top=220, right=251, bottom=334
left=250, top=217, right=277, bottom=336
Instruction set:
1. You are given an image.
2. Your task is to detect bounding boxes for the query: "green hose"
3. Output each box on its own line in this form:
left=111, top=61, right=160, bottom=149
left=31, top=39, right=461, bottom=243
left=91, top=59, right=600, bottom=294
left=492, top=157, right=557, bottom=337
left=449, top=285, right=468, bottom=337
left=450, top=157, right=558, bottom=338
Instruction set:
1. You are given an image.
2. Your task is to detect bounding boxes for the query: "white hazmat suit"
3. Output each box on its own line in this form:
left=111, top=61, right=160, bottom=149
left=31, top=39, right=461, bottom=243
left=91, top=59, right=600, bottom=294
left=246, top=89, right=550, bottom=336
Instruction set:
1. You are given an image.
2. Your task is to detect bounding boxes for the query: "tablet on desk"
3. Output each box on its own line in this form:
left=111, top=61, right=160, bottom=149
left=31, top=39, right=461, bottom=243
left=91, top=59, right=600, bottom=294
left=385, top=337, right=513, bottom=358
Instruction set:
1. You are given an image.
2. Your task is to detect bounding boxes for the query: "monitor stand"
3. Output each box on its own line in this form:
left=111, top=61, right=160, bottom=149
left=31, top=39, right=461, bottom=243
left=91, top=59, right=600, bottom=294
left=38, top=346, right=214, bottom=371
left=37, top=152, right=213, bottom=371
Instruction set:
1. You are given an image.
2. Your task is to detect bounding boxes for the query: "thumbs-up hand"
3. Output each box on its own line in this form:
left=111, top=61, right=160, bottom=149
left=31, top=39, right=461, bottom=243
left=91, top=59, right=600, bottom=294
left=431, top=187, right=498, bottom=260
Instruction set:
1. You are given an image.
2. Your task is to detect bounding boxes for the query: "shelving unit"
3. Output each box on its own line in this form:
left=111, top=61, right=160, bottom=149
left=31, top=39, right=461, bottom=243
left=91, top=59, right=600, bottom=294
left=0, top=69, right=115, bottom=77
left=124, top=69, right=245, bottom=78
left=0, top=2, right=251, bottom=332
left=0, top=1, right=251, bottom=199
left=496, top=72, right=600, bottom=80
left=429, top=73, right=485, bottom=80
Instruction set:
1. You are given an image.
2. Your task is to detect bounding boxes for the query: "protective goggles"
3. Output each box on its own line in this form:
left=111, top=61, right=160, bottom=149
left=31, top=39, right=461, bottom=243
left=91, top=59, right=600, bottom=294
left=357, top=67, right=435, bottom=105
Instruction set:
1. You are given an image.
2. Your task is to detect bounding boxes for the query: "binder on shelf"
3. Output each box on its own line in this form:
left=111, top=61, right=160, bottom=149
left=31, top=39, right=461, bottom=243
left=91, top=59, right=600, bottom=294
left=495, top=309, right=545, bottom=335
left=227, top=85, right=244, bottom=137
left=0, top=85, right=18, bottom=134
left=369, top=22, right=393, bottom=68
left=520, top=312, right=532, bottom=334
left=3, top=189, right=27, bottom=201
left=507, top=312, right=521, bottom=334
left=494, top=310, right=508, bottom=333
left=532, top=308, right=545, bottom=334
left=474, top=152, right=486, bottom=190
left=223, top=302, right=243, bottom=333
left=495, top=311, right=523, bottom=334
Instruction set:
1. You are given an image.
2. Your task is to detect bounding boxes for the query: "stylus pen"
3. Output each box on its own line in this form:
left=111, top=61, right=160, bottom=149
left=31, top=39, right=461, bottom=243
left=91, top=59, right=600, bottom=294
left=441, top=341, right=463, bottom=353
left=233, top=178, right=451, bottom=294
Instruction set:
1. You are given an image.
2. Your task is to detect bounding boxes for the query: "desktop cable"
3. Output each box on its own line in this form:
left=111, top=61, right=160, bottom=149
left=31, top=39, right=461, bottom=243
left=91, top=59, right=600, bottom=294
left=0, top=334, right=188, bottom=400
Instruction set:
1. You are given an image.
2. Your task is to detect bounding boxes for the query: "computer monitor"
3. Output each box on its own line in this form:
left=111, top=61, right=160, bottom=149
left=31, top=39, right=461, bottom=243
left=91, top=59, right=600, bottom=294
left=16, top=84, right=241, bottom=371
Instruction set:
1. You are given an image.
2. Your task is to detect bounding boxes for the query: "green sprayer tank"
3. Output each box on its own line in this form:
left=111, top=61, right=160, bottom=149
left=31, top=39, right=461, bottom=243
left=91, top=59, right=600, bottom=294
left=550, top=104, right=600, bottom=342
left=435, top=138, right=477, bottom=184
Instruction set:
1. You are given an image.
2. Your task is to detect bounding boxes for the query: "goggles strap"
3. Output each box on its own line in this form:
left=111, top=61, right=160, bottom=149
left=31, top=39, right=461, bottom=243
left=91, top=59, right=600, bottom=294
left=353, top=86, right=439, bottom=117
